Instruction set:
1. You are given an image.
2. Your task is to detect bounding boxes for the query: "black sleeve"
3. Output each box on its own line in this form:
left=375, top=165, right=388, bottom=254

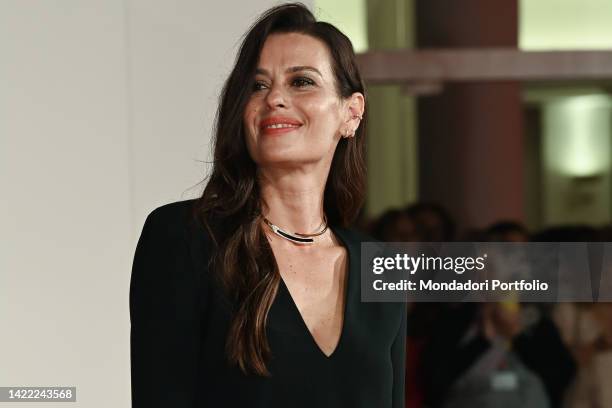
left=391, top=304, right=407, bottom=408
left=129, top=207, right=202, bottom=407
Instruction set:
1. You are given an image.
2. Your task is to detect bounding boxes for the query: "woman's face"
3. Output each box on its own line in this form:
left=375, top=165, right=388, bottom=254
left=243, top=32, right=350, bottom=168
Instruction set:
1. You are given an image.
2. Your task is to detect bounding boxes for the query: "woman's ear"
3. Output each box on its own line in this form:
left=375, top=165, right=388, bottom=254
left=342, top=92, right=365, bottom=138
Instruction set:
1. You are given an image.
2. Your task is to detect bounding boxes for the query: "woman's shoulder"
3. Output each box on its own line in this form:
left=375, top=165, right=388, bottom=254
left=135, top=199, right=217, bottom=292
left=144, top=198, right=206, bottom=234
left=140, top=199, right=215, bottom=256
left=145, top=199, right=197, bottom=228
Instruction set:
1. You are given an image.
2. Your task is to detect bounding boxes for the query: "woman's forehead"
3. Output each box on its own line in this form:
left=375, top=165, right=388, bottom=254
left=257, top=33, right=333, bottom=76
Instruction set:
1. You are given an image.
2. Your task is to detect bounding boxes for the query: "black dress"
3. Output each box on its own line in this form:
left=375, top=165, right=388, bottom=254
left=130, top=200, right=406, bottom=407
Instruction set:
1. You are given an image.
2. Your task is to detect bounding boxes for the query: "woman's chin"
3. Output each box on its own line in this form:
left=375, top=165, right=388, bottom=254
left=256, top=153, right=323, bottom=170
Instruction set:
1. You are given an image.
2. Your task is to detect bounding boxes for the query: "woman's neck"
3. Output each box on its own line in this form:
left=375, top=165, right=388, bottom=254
left=258, top=166, right=328, bottom=234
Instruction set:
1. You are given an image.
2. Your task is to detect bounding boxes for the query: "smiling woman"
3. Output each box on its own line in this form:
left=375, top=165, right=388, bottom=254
left=129, top=3, right=406, bottom=408
left=244, top=33, right=364, bottom=167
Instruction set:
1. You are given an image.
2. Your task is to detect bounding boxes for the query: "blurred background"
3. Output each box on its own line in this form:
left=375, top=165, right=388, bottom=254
left=2, top=0, right=612, bottom=407
left=324, top=1, right=612, bottom=407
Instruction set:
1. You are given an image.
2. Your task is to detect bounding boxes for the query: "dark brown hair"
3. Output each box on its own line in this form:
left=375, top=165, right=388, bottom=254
left=194, top=2, right=367, bottom=376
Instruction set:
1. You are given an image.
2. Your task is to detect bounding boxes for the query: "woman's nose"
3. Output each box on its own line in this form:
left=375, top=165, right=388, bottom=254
left=265, top=84, right=288, bottom=109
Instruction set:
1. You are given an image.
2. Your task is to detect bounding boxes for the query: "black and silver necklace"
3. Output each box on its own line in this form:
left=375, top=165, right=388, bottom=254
left=263, top=215, right=328, bottom=245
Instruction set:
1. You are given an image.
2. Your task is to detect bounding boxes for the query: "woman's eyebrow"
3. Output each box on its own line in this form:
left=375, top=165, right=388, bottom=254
left=286, top=66, right=322, bottom=77
left=254, top=66, right=323, bottom=77
left=255, top=68, right=270, bottom=76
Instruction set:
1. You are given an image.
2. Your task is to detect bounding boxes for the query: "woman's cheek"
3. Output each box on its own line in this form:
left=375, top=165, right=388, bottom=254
left=301, top=96, right=336, bottom=120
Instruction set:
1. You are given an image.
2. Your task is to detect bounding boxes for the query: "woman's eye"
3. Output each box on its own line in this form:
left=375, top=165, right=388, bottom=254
left=292, top=77, right=315, bottom=88
left=252, top=81, right=268, bottom=92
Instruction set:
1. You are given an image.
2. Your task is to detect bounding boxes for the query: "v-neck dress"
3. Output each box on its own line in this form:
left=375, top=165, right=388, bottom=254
left=130, top=200, right=406, bottom=408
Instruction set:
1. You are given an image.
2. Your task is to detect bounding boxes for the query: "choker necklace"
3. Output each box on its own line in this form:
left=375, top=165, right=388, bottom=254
left=263, top=215, right=328, bottom=245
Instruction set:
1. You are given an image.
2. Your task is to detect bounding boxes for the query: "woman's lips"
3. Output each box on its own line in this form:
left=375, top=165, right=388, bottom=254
left=259, top=117, right=302, bottom=135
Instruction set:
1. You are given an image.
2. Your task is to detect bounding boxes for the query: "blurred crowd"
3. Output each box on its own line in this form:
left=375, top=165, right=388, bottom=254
left=362, top=203, right=612, bottom=408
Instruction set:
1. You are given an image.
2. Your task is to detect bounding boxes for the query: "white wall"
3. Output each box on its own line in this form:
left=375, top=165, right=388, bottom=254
left=126, top=0, right=295, bottom=231
left=0, top=1, right=311, bottom=407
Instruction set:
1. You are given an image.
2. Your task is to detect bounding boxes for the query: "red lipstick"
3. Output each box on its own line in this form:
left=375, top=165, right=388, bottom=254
left=259, top=116, right=302, bottom=135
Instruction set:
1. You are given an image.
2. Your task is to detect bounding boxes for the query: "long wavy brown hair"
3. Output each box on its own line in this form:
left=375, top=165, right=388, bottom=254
left=193, top=3, right=367, bottom=376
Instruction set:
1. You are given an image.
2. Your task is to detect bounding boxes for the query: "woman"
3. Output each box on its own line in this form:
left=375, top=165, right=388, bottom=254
left=129, top=3, right=406, bottom=407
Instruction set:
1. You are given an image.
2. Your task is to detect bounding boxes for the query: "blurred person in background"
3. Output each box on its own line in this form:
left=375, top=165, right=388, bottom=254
left=536, top=226, right=612, bottom=408
left=420, top=300, right=551, bottom=408
left=486, top=221, right=530, bottom=243
left=370, top=208, right=421, bottom=242
left=369, top=207, right=425, bottom=407
left=420, top=220, right=578, bottom=408
left=368, top=204, right=455, bottom=407
left=405, top=202, right=456, bottom=242
left=370, top=203, right=455, bottom=407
